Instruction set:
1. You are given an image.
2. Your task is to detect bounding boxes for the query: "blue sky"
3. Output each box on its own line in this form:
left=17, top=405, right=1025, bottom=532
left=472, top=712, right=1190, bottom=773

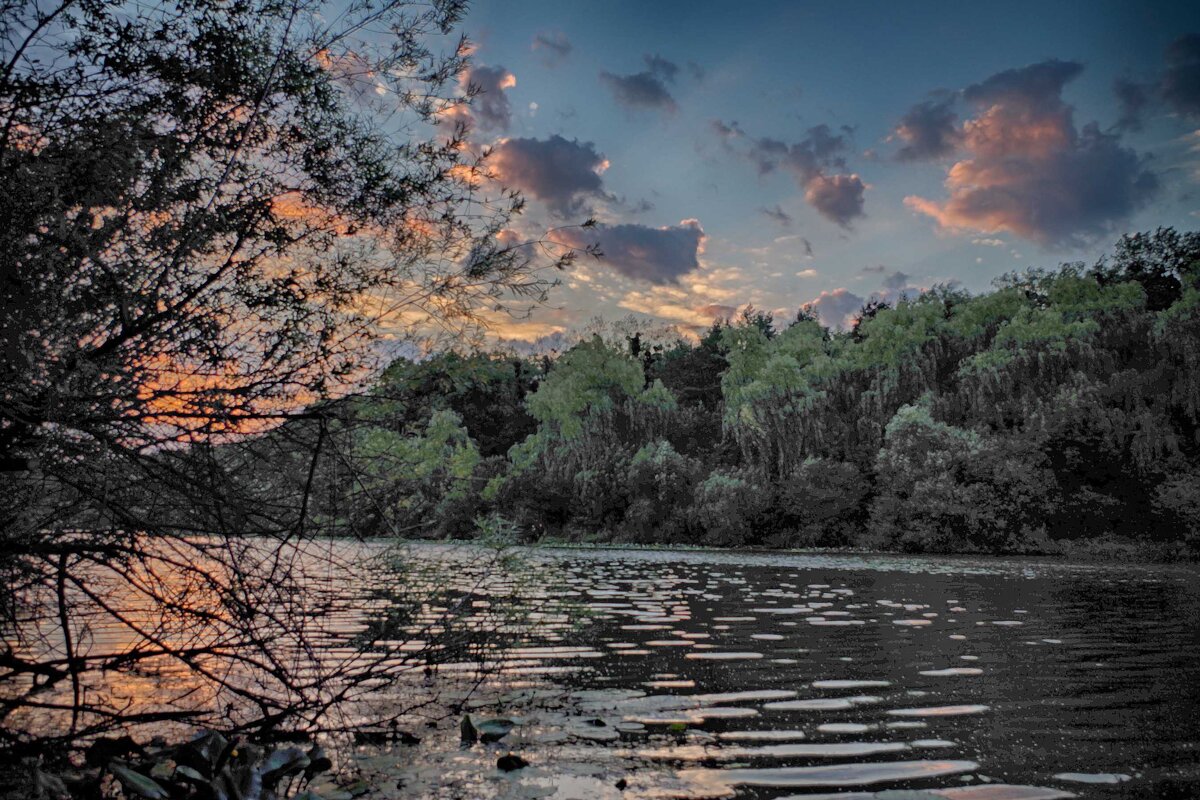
left=450, top=1, right=1200, bottom=339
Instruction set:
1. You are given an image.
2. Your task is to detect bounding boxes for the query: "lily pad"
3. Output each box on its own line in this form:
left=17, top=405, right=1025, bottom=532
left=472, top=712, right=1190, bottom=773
left=108, top=763, right=169, bottom=800
left=476, top=718, right=517, bottom=743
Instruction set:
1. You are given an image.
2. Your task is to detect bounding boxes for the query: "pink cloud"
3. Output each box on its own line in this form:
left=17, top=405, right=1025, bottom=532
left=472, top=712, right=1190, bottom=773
left=903, top=60, right=1157, bottom=246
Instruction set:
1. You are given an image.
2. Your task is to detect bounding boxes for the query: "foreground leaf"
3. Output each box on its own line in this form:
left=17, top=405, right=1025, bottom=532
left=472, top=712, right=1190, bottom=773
left=108, top=763, right=169, bottom=800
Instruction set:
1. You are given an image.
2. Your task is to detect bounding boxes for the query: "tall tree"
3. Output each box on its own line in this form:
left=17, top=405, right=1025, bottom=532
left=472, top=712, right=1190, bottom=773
left=0, top=0, right=575, bottom=745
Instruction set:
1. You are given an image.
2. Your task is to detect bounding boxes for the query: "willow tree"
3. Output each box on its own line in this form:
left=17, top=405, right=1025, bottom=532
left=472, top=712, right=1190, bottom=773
left=720, top=317, right=832, bottom=478
left=0, top=0, right=576, bottom=747
left=498, top=336, right=679, bottom=535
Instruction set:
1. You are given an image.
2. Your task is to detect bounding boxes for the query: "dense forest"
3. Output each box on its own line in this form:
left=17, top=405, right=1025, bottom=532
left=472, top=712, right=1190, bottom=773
left=219, top=228, right=1200, bottom=556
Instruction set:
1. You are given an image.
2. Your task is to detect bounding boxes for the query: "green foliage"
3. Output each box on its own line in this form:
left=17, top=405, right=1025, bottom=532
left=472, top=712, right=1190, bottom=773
left=253, top=229, right=1200, bottom=556
left=721, top=317, right=834, bottom=478
left=691, top=468, right=771, bottom=547
left=869, top=405, right=1057, bottom=553
left=372, top=354, right=539, bottom=458
left=774, top=458, right=869, bottom=547
left=347, top=408, right=480, bottom=536
left=1153, top=472, right=1200, bottom=546
left=525, top=336, right=649, bottom=439
left=621, top=440, right=703, bottom=543
left=1094, top=227, right=1200, bottom=310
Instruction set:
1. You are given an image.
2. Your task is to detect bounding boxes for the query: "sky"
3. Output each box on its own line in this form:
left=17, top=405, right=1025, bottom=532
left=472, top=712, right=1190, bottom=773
left=446, top=1, right=1200, bottom=342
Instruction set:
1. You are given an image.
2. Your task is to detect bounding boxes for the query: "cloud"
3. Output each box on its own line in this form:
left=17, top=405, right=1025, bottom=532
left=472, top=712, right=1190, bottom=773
left=875, top=271, right=923, bottom=306
left=643, top=54, right=680, bottom=83
left=802, top=288, right=865, bottom=330
left=616, top=293, right=739, bottom=331
left=759, top=205, right=793, bottom=227
left=804, top=174, right=866, bottom=227
left=1105, top=36, right=1200, bottom=131
left=495, top=329, right=577, bottom=356
left=881, top=270, right=911, bottom=291
left=904, top=59, right=1158, bottom=246
left=600, top=69, right=677, bottom=113
left=447, top=65, right=517, bottom=132
left=894, top=98, right=960, bottom=160
left=532, top=31, right=572, bottom=67
left=963, top=59, right=1084, bottom=116
left=1112, top=78, right=1151, bottom=132
left=696, top=303, right=738, bottom=320
left=489, top=135, right=609, bottom=218
left=711, top=119, right=744, bottom=138
left=1162, top=33, right=1200, bottom=118
left=771, top=234, right=815, bottom=258
left=746, top=124, right=847, bottom=177
left=720, top=123, right=867, bottom=228
left=802, top=267, right=928, bottom=330
left=552, top=219, right=706, bottom=284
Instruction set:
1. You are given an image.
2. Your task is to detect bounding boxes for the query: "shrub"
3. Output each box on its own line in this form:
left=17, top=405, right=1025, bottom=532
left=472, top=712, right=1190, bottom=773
left=1154, top=471, right=1200, bottom=548
left=691, top=468, right=771, bottom=547
left=775, top=458, right=869, bottom=547
left=621, top=440, right=701, bottom=542
left=868, top=404, right=1057, bottom=553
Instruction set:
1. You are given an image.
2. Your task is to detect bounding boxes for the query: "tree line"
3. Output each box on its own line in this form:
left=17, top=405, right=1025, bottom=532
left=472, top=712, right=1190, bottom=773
left=231, top=228, right=1200, bottom=557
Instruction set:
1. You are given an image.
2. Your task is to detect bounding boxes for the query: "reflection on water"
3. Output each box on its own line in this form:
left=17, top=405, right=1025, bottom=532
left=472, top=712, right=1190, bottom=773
left=15, top=543, right=1200, bottom=799
left=360, top=545, right=1200, bottom=800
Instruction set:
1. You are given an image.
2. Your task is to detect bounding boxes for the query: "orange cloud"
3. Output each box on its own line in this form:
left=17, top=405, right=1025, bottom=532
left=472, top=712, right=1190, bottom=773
left=904, top=60, right=1157, bottom=245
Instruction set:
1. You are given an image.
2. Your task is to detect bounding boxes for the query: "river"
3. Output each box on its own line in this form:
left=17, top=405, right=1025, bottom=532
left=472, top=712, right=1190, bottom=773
left=346, top=544, right=1200, bottom=800
left=9, top=542, right=1200, bottom=799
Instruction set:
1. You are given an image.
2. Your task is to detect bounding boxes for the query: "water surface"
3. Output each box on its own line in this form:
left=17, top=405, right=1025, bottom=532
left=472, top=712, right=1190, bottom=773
left=364, top=545, right=1200, bottom=800
left=13, top=543, right=1199, bottom=799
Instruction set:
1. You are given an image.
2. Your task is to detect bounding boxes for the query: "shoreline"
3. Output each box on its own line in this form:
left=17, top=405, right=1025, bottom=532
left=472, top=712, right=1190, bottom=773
left=383, top=534, right=1199, bottom=567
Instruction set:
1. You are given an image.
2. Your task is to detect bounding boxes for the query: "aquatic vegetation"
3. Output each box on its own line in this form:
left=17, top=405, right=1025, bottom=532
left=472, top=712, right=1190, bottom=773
left=281, top=545, right=1195, bottom=799
left=47, top=730, right=347, bottom=800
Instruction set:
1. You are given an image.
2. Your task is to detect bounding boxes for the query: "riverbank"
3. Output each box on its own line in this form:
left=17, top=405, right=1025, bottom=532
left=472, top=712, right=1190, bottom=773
left=400, top=532, right=1198, bottom=565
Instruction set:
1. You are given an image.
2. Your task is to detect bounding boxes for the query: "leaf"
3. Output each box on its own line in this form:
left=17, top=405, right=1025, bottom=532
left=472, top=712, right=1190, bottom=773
left=260, top=746, right=310, bottom=787
left=212, top=761, right=262, bottom=800
left=174, top=765, right=207, bottom=783
left=177, top=730, right=230, bottom=776
left=85, top=736, right=142, bottom=768
left=344, top=780, right=371, bottom=797
left=108, top=763, right=170, bottom=800
left=476, top=718, right=515, bottom=743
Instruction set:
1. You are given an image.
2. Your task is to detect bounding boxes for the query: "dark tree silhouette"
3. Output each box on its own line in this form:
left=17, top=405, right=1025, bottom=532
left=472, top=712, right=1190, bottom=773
left=0, top=0, right=578, bottom=748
